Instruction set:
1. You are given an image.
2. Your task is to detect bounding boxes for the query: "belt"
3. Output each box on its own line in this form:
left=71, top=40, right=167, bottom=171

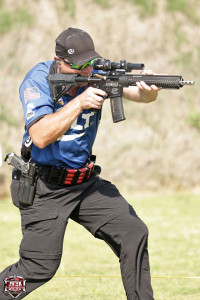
left=38, top=162, right=95, bottom=186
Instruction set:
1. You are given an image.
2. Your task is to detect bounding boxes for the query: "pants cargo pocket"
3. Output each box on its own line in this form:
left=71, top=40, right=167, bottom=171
left=20, top=208, right=63, bottom=260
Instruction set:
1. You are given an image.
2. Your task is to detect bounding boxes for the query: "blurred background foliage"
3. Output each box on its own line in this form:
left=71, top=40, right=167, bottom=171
left=0, top=2, right=33, bottom=34
left=0, top=0, right=200, bottom=197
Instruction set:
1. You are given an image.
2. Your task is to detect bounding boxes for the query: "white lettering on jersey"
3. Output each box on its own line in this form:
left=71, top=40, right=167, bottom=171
left=58, top=132, right=85, bottom=142
left=70, top=112, right=95, bottom=131
left=58, top=111, right=95, bottom=141
left=70, top=119, right=83, bottom=130
left=82, top=112, right=94, bottom=129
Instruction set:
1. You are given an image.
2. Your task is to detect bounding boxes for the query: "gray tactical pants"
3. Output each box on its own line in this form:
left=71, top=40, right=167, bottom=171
left=0, top=172, right=154, bottom=300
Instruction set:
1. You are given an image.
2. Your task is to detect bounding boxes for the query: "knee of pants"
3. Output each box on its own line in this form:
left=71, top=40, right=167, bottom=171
left=119, top=214, right=149, bottom=245
left=21, top=256, right=61, bottom=280
left=132, top=216, right=149, bottom=237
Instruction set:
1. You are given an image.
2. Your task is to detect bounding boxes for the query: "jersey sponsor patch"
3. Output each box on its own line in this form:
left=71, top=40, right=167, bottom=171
left=24, top=86, right=40, bottom=103
left=26, top=103, right=35, bottom=120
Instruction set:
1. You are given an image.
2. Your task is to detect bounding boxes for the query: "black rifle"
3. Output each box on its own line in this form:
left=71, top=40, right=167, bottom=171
left=47, top=59, right=195, bottom=123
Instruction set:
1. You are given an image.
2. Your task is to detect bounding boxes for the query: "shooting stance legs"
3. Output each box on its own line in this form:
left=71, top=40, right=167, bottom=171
left=0, top=175, right=154, bottom=299
left=95, top=213, right=154, bottom=300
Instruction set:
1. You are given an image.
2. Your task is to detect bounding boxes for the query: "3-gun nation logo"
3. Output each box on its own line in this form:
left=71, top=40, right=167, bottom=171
left=4, top=275, right=26, bottom=298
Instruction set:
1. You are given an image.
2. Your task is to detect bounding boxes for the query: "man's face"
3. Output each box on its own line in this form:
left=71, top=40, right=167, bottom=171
left=58, top=59, right=93, bottom=76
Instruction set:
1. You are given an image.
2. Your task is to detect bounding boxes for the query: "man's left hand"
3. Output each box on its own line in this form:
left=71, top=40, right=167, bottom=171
left=136, top=70, right=162, bottom=103
left=123, top=70, right=162, bottom=103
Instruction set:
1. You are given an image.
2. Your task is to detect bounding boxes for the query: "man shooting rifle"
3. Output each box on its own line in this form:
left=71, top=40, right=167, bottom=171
left=0, top=27, right=193, bottom=300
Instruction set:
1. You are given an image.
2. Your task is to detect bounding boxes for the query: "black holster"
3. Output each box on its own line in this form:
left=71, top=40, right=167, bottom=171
left=18, top=162, right=37, bottom=206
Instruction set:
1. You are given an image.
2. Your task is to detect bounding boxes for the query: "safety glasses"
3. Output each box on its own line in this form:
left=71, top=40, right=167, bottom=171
left=63, top=59, right=95, bottom=70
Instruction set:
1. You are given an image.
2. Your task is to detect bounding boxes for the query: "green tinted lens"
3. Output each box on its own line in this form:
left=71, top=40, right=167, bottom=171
left=89, top=59, right=95, bottom=66
left=71, top=59, right=95, bottom=70
left=80, top=62, right=89, bottom=70
left=71, top=64, right=81, bottom=70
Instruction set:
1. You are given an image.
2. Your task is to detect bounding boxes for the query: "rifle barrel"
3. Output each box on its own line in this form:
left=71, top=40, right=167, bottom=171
left=180, top=80, right=195, bottom=86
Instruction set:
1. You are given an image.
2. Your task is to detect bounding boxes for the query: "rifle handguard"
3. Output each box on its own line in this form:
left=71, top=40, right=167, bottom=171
left=119, top=75, right=194, bottom=89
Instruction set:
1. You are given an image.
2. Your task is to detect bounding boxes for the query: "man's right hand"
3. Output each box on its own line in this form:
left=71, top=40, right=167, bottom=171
left=75, top=87, right=107, bottom=110
left=29, top=87, right=107, bottom=149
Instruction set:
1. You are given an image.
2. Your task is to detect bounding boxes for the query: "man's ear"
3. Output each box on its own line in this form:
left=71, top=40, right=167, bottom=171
left=54, top=56, right=61, bottom=64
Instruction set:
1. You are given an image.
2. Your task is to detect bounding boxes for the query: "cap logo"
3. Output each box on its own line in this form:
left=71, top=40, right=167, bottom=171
left=68, top=49, right=75, bottom=55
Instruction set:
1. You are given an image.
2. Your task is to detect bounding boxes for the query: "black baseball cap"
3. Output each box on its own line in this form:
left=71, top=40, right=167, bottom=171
left=55, top=27, right=101, bottom=65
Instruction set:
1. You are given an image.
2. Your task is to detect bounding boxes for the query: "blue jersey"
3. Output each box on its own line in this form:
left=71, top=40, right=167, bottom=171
left=19, top=60, right=101, bottom=168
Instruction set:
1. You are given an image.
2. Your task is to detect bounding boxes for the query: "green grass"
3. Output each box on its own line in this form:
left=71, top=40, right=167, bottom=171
left=125, top=0, right=157, bottom=17
left=187, top=111, right=200, bottom=131
left=0, top=6, right=33, bottom=35
left=166, top=0, right=200, bottom=24
left=62, top=0, right=76, bottom=18
left=62, top=0, right=110, bottom=17
left=93, top=0, right=110, bottom=8
left=0, top=192, right=200, bottom=299
left=0, top=104, right=18, bottom=127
